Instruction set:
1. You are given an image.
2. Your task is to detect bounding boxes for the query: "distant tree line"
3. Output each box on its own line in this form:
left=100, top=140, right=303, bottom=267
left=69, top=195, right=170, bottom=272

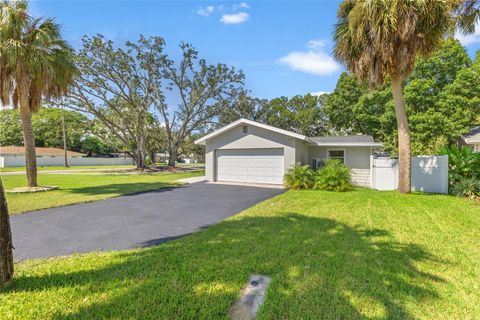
left=0, top=108, right=118, bottom=156
left=324, top=38, right=480, bottom=155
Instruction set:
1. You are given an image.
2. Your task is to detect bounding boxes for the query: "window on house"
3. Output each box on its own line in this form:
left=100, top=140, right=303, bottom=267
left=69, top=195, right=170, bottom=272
left=327, top=150, right=345, bottom=164
left=242, top=125, right=248, bottom=133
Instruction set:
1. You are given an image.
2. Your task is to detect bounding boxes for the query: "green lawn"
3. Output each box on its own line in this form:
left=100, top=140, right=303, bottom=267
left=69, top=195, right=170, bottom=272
left=0, top=165, right=136, bottom=172
left=3, top=171, right=203, bottom=214
left=0, top=163, right=204, bottom=172
left=1, top=188, right=479, bottom=319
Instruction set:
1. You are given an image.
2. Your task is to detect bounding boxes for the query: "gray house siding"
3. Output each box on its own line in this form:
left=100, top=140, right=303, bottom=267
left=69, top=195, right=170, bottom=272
left=198, top=119, right=381, bottom=186
left=307, top=146, right=375, bottom=187
left=204, top=124, right=298, bottom=182
left=307, top=146, right=372, bottom=169
left=295, top=140, right=309, bottom=165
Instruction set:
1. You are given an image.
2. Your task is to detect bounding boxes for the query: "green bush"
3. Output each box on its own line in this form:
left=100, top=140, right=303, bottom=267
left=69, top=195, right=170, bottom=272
left=451, top=177, right=480, bottom=198
left=313, top=160, right=352, bottom=192
left=440, top=145, right=480, bottom=193
left=284, top=164, right=314, bottom=189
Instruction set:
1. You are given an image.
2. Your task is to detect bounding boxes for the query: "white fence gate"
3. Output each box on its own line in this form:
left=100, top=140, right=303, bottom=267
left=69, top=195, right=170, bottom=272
left=371, top=155, right=449, bottom=194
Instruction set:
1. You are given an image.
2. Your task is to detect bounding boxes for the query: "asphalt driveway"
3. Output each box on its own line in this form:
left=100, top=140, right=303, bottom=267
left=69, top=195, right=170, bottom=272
left=11, top=182, right=285, bottom=261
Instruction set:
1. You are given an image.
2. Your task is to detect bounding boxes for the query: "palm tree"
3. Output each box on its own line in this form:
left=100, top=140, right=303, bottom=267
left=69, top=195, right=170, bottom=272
left=457, top=0, right=479, bottom=33
left=334, top=0, right=457, bottom=193
left=0, top=0, right=75, bottom=187
left=0, top=178, right=13, bottom=287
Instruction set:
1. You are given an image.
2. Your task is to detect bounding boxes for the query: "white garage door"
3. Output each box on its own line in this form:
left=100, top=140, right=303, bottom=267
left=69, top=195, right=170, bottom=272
left=216, top=148, right=284, bottom=184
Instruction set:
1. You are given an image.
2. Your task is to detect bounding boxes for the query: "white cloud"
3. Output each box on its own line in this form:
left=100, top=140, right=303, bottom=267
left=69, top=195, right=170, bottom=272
left=278, top=39, right=341, bottom=76
left=197, top=6, right=215, bottom=17
left=234, top=2, right=250, bottom=9
left=220, top=12, right=249, bottom=24
left=455, top=22, right=480, bottom=46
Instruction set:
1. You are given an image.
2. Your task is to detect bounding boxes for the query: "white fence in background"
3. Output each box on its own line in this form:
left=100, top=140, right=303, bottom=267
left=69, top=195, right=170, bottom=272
left=0, top=155, right=134, bottom=168
left=370, top=155, right=449, bottom=194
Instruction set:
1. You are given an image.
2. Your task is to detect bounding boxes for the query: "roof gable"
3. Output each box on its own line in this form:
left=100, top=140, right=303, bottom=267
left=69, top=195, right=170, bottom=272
left=195, top=118, right=307, bottom=145
left=195, top=119, right=383, bottom=147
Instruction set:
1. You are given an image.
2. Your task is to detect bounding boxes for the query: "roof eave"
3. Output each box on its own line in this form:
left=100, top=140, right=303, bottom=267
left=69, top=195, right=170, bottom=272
left=464, top=138, right=480, bottom=144
left=310, top=142, right=383, bottom=147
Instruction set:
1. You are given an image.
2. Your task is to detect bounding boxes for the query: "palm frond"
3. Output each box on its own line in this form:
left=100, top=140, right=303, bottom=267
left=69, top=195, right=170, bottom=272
left=0, top=0, right=75, bottom=111
left=334, top=0, right=459, bottom=87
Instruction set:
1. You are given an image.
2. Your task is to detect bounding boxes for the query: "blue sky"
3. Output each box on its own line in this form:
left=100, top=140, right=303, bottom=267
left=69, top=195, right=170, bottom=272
left=31, top=1, right=480, bottom=100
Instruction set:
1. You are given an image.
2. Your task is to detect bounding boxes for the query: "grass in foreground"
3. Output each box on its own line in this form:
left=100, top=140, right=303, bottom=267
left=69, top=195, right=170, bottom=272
left=3, top=171, right=203, bottom=214
left=1, top=188, right=479, bottom=319
left=0, top=165, right=136, bottom=172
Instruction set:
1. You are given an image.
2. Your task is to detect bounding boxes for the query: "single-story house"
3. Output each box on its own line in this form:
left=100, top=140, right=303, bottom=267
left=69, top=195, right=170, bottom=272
left=0, top=146, right=133, bottom=168
left=195, top=118, right=383, bottom=186
left=1, top=146, right=85, bottom=158
left=458, top=126, right=480, bottom=153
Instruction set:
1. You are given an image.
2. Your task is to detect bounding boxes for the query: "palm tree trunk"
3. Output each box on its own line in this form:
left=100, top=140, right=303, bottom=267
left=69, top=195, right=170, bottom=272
left=0, top=178, right=14, bottom=287
left=391, top=77, right=411, bottom=194
left=19, top=93, right=38, bottom=187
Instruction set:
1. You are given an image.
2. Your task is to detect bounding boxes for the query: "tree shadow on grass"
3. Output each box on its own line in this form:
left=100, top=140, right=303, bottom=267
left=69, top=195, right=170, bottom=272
left=3, top=213, right=447, bottom=319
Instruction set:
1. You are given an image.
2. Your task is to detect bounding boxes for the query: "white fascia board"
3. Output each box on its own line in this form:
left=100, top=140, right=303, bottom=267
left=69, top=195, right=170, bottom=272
left=194, top=118, right=307, bottom=145
left=310, top=142, right=384, bottom=147
left=464, top=138, right=480, bottom=144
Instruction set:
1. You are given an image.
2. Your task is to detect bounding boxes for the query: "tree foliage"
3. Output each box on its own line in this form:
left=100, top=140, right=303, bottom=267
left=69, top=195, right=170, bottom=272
left=0, top=0, right=75, bottom=187
left=0, top=109, right=23, bottom=146
left=62, top=35, right=165, bottom=168
left=216, top=92, right=269, bottom=127
left=63, top=35, right=244, bottom=167
left=158, top=42, right=245, bottom=165
left=334, top=0, right=458, bottom=193
left=0, top=108, right=91, bottom=152
left=265, top=94, right=329, bottom=136
left=217, top=93, right=329, bottom=137
left=81, top=136, right=116, bottom=156
left=324, top=73, right=367, bottom=133
left=326, top=39, right=480, bottom=155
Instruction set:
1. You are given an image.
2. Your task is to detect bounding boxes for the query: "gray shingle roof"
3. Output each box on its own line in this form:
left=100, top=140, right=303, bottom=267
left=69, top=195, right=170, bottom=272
left=464, top=126, right=480, bottom=141
left=309, top=135, right=375, bottom=143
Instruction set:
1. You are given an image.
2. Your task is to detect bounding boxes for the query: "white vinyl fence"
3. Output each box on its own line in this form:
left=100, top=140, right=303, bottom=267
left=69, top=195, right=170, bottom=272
left=370, top=155, right=449, bottom=194
left=0, top=155, right=134, bottom=168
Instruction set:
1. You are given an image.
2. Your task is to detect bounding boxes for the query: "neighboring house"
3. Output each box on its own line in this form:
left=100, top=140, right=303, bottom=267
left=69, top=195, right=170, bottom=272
left=0, top=146, right=133, bottom=168
left=458, top=126, right=480, bottom=153
left=195, top=118, right=382, bottom=186
left=155, top=152, right=203, bottom=164
left=1, top=146, right=84, bottom=159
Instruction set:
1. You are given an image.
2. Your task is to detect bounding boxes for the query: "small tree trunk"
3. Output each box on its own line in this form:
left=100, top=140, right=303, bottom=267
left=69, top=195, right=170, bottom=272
left=135, top=134, right=144, bottom=169
left=391, top=77, right=411, bottom=194
left=0, top=178, right=14, bottom=287
left=149, top=151, right=156, bottom=166
left=167, top=146, right=177, bottom=167
left=140, top=133, right=147, bottom=167
left=19, top=90, right=38, bottom=187
left=61, top=106, right=69, bottom=167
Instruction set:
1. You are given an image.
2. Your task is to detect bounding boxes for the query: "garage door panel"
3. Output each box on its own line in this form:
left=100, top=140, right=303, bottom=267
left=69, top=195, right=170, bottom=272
left=216, top=148, right=284, bottom=185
